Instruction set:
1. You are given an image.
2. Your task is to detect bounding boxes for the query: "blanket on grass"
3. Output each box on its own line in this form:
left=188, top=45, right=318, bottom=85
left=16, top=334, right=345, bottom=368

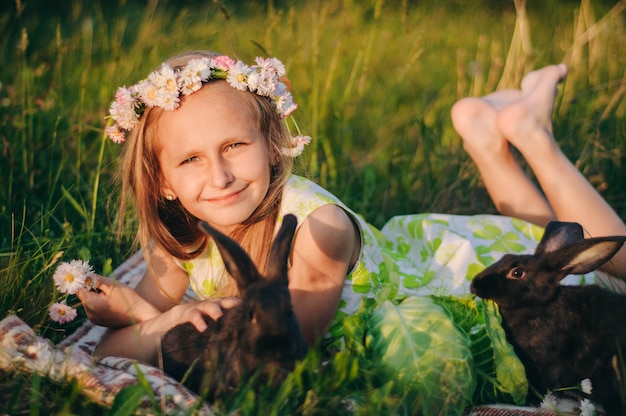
left=0, top=249, right=604, bottom=415
left=0, top=251, right=212, bottom=415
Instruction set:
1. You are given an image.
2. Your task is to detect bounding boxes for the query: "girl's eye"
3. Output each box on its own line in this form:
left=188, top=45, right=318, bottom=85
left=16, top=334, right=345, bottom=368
left=508, top=267, right=525, bottom=279
left=181, top=156, right=198, bottom=165
left=225, top=142, right=244, bottom=151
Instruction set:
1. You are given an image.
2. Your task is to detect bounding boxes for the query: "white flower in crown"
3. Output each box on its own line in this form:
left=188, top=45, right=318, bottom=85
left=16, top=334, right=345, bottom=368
left=276, top=90, right=298, bottom=117
left=255, top=57, right=286, bottom=77
left=138, top=66, right=179, bottom=111
left=226, top=60, right=251, bottom=91
left=247, top=67, right=279, bottom=97
left=178, top=58, right=213, bottom=95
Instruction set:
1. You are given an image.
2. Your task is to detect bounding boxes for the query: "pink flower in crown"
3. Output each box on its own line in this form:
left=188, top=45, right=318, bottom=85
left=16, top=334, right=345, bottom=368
left=213, top=55, right=236, bottom=71
left=106, top=125, right=127, bottom=144
left=49, top=301, right=78, bottom=324
left=109, top=86, right=138, bottom=131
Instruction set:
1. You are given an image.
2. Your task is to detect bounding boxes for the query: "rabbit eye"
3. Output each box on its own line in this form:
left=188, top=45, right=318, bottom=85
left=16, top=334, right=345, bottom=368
left=508, top=267, right=525, bottom=279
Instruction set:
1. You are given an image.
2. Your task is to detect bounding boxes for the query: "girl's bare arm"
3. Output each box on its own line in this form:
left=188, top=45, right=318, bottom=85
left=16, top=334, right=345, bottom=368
left=288, top=204, right=361, bottom=345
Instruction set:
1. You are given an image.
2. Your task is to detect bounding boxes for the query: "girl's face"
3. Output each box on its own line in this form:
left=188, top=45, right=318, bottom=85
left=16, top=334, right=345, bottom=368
left=157, top=82, right=271, bottom=235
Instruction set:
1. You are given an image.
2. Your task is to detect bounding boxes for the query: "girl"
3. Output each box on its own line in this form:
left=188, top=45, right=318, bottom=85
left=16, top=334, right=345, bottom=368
left=78, top=51, right=363, bottom=363
left=78, top=51, right=624, bottom=405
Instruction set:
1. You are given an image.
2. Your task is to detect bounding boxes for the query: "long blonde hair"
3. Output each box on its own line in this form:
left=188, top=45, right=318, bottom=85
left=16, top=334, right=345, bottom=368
left=117, top=51, right=294, bottom=275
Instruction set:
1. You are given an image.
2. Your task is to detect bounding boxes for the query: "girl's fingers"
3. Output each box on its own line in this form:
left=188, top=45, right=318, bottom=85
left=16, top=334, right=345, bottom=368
left=218, top=297, right=241, bottom=309
left=94, top=276, right=124, bottom=295
left=186, top=298, right=241, bottom=331
left=200, top=301, right=225, bottom=321
left=188, top=310, right=209, bottom=332
left=75, top=288, right=87, bottom=303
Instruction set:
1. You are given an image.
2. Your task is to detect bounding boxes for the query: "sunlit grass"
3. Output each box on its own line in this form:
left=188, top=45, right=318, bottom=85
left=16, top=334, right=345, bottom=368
left=1, top=0, right=625, bottom=413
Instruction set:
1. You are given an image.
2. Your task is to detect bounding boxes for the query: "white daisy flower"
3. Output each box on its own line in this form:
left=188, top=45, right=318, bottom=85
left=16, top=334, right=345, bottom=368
left=539, top=391, right=558, bottom=411
left=281, top=135, right=312, bottom=157
left=276, top=91, right=298, bottom=117
left=49, top=301, right=78, bottom=324
left=580, top=378, right=592, bottom=395
left=83, top=272, right=99, bottom=291
left=249, top=68, right=278, bottom=97
left=137, top=79, right=160, bottom=107
left=579, top=398, right=595, bottom=416
left=255, top=56, right=286, bottom=77
left=52, top=260, right=93, bottom=294
left=178, top=58, right=211, bottom=95
left=148, top=64, right=177, bottom=91
left=226, top=61, right=251, bottom=91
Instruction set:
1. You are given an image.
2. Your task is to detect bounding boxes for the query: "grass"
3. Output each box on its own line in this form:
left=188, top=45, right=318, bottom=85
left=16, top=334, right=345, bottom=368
left=1, top=0, right=625, bottom=413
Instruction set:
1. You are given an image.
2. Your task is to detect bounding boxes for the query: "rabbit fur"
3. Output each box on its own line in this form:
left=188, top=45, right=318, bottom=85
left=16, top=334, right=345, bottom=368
left=470, top=221, right=626, bottom=415
left=160, top=214, right=308, bottom=400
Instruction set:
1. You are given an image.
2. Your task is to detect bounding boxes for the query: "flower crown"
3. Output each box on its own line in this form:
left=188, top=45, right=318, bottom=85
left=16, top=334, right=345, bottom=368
left=106, top=55, right=311, bottom=157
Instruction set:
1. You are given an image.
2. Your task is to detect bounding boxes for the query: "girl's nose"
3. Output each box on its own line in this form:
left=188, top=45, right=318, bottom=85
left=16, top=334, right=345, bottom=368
left=207, top=158, right=234, bottom=189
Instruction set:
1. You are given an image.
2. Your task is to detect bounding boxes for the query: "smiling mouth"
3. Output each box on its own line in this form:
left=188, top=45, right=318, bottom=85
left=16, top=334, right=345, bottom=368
left=207, top=186, right=247, bottom=204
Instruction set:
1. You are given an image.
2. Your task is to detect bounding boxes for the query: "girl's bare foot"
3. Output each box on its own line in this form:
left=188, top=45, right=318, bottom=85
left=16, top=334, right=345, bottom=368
left=497, top=64, right=568, bottom=155
left=450, top=89, right=521, bottom=163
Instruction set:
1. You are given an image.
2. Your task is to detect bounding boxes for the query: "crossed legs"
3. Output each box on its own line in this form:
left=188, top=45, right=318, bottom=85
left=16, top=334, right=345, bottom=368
left=451, top=64, right=626, bottom=276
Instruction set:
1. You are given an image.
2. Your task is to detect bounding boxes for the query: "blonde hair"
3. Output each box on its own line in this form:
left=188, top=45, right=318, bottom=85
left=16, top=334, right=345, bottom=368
left=117, top=51, right=294, bottom=277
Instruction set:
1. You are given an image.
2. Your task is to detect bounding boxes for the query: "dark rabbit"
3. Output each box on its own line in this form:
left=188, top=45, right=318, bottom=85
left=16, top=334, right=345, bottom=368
left=470, top=221, right=626, bottom=415
left=161, top=214, right=308, bottom=400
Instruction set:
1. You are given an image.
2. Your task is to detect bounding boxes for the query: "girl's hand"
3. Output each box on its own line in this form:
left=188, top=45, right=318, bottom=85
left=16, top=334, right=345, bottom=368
left=77, top=276, right=160, bottom=328
left=169, top=297, right=241, bottom=332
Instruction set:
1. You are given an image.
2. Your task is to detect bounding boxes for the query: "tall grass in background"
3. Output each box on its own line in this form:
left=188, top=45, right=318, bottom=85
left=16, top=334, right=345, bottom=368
left=0, top=0, right=625, bottom=413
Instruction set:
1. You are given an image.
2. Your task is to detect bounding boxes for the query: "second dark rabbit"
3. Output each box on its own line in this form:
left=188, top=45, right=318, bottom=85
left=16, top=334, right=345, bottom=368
left=470, top=221, right=626, bottom=415
left=161, top=214, right=308, bottom=400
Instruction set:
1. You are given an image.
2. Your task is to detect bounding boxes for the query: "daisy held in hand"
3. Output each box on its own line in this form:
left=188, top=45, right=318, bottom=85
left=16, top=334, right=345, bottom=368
left=106, top=54, right=311, bottom=157
left=49, top=259, right=98, bottom=324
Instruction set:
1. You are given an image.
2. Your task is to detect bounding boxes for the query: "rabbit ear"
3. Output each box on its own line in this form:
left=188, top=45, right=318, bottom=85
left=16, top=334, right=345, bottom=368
left=535, top=221, right=585, bottom=255
left=546, top=236, right=626, bottom=277
left=198, top=221, right=262, bottom=291
left=265, top=214, right=298, bottom=285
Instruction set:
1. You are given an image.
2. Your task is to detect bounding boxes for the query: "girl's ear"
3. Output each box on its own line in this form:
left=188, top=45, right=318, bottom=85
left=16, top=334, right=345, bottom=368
left=161, top=180, right=176, bottom=200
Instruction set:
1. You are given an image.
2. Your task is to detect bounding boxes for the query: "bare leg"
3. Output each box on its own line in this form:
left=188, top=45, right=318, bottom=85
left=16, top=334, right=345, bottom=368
left=497, top=63, right=626, bottom=276
left=451, top=89, right=555, bottom=225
